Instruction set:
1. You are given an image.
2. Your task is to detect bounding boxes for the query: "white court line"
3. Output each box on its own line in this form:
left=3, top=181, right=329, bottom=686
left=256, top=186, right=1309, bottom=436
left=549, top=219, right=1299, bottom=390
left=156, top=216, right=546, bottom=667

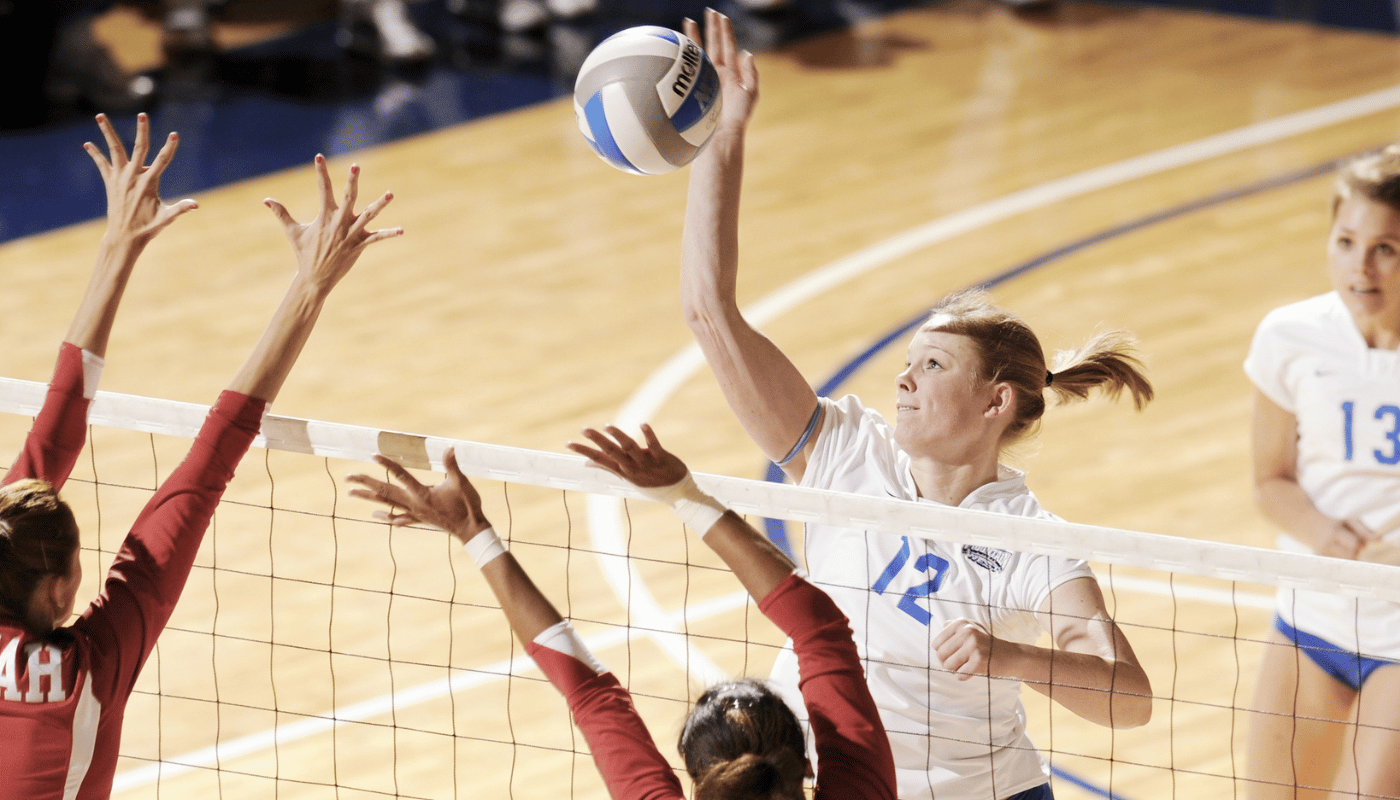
left=116, top=82, right=1400, bottom=791
left=112, top=589, right=753, bottom=792
left=589, top=82, right=1400, bottom=688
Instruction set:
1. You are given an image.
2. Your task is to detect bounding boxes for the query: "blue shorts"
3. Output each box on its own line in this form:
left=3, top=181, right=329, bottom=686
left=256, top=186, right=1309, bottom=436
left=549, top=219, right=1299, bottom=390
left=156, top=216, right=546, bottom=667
left=1275, top=615, right=1398, bottom=691
left=1006, top=784, right=1053, bottom=800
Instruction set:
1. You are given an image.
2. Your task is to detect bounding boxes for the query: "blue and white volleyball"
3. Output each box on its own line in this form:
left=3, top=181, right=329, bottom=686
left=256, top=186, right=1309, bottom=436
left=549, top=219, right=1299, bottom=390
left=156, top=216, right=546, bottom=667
left=573, top=26, right=722, bottom=176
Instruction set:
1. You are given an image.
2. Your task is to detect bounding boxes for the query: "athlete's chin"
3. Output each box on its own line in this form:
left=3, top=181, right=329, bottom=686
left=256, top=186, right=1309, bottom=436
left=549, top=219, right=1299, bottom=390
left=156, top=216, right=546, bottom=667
left=1342, top=291, right=1395, bottom=320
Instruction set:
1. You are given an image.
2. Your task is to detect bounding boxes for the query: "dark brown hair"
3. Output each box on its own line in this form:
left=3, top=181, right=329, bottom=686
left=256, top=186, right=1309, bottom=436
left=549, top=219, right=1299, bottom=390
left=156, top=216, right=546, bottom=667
left=678, top=679, right=806, bottom=800
left=924, top=289, right=1154, bottom=443
left=1333, top=144, right=1400, bottom=217
left=0, top=479, right=79, bottom=621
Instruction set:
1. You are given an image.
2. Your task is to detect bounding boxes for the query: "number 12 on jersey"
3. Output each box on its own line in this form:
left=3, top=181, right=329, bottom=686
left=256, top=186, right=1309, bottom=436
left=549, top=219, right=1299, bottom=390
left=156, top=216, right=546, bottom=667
left=871, top=536, right=951, bottom=626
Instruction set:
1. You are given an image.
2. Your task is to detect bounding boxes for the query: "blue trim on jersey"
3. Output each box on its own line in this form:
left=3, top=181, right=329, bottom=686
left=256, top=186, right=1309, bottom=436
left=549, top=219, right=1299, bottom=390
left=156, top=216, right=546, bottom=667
left=1274, top=615, right=1397, bottom=691
left=582, top=92, right=638, bottom=175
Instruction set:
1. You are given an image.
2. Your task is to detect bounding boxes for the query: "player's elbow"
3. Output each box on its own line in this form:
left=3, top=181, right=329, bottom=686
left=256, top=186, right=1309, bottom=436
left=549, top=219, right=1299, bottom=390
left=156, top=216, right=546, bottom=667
left=681, top=289, right=729, bottom=336
left=1111, top=693, right=1153, bottom=729
left=1110, top=673, right=1153, bottom=729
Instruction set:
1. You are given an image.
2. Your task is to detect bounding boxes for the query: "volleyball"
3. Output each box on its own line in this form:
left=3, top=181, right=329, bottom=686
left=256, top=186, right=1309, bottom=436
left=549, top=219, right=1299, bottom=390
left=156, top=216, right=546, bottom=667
left=573, top=26, right=723, bottom=176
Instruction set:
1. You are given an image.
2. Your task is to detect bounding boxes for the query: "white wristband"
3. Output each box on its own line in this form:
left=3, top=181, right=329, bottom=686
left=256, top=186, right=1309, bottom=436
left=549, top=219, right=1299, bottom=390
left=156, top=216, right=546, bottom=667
left=463, top=526, right=507, bottom=568
left=639, top=472, right=727, bottom=538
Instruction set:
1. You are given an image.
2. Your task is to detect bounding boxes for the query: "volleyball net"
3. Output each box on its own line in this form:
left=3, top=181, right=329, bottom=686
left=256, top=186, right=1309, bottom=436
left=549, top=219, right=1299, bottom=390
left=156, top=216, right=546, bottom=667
left=5, top=376, right=1398, bottom=800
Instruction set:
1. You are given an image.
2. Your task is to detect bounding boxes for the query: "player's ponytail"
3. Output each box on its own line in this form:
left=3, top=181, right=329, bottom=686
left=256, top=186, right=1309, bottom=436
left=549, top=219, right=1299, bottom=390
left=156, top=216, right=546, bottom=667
left=679, top=679, right=806, bottom=800
left=1046, top=329, right=1155, bottom=412
left=0, top=479, right=79, bottom=624
left=694, top=753, right=786, bottom=800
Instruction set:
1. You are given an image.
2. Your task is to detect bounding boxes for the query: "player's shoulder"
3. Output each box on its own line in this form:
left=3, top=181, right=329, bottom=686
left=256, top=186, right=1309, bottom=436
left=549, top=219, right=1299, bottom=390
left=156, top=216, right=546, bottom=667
left=1256, top=292, right=1344, bottom=337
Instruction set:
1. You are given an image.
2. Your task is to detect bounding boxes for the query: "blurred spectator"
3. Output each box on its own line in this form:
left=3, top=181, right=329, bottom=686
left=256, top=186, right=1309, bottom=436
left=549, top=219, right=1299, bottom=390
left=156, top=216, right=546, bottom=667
left=0, top=1, right=155, bottom=127
left=158, top=0, right=436, bottom=63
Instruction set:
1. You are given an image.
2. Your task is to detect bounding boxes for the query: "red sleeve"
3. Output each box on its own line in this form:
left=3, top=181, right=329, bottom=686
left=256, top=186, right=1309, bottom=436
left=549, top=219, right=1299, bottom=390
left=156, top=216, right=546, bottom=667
left=4, top=343, right=90, bottom=489
left=74, top=391, right=265, bottom=704
left=527, top=641, right=685, bottom=800
left=758, top=574, right=897, bottom=800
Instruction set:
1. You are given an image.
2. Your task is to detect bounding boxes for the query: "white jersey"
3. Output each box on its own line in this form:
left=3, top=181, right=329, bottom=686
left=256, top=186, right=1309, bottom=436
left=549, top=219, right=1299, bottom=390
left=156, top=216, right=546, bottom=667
left=1244, top=291, right=1400, bottom=659
left=769, top=394, right=1094, bottom=800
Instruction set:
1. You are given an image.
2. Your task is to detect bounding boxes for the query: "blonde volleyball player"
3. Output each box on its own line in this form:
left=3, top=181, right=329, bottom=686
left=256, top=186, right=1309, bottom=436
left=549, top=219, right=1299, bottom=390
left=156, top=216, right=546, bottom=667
left=1244, top=146, right=1400, bottom=800
left=0, top=113, right=399, bottom=799
left=347, top=425, right=897, bottom=800
left=678, top=10, right=1153, bottom=800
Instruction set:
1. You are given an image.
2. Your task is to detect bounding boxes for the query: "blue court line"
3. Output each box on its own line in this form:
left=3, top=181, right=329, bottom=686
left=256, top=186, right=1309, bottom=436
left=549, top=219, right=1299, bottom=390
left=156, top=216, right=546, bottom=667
left=1050, top=765, right=1133, bottom=799
left=760, top=154, right=1341, bottom=800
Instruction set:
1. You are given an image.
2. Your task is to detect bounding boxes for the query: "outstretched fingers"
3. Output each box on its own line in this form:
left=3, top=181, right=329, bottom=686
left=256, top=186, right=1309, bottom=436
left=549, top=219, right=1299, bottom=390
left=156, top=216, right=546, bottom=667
left=570, top=426, right=650, bottom=471
left=95, top=113, right=129, bottom=168
left=342, top=164, right=361, bottom=219
left=640, top=423, right=664, bottom=451
left=314, top=154, right=337, bottom=215
left=346, top=456, right=426, bottom=523
left=128, top=112, right=153, bottom=172
left=263, top=197, right=297, bottom=231
left=567, top=436, right=623, bottom=476
left=145, top=130, right=182, bottom=183
left=348, top=191, right=398, bottom=241
left=705, top=7, right=734, bottom=67
left=739, top=49, right=759, bottom=95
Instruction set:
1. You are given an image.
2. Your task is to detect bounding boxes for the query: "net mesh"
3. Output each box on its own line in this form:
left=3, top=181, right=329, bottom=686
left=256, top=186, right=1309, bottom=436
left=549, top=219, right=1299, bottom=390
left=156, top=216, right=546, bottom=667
left=4, top=377, right=1396, bottom=800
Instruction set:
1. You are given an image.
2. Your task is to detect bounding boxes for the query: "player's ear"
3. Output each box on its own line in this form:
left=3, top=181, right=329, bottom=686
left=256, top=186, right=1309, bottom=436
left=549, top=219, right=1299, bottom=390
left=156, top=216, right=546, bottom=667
left=985, top=382, right=1014, bottom=418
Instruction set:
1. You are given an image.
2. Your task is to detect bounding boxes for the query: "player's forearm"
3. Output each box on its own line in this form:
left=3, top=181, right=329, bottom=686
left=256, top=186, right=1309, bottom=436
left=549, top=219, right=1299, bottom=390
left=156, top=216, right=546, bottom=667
left=1254, top=476, right=1334, bottom=547
left=225, top=278, right=331, bottom=402
left=698, top=511, right=794, bottom=604
left=681, top=128, right=745, bottom=317
left=1011, top=644, right=1152, bottom=728
left=64, top=237, right=145, bottom=357
left=479, top=552, right=566, bottom=647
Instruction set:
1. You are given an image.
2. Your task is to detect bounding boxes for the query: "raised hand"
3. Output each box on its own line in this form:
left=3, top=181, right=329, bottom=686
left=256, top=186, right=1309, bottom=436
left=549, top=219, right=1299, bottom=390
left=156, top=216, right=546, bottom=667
left=684, top=9, right=759, bottom=139
left=567, top=424, right=690, bottom=490
left=84, top=113, right=197, bottom=250
left=346, top=448, right=493, bottom=544
left=264, top=155, right=401, bottom=298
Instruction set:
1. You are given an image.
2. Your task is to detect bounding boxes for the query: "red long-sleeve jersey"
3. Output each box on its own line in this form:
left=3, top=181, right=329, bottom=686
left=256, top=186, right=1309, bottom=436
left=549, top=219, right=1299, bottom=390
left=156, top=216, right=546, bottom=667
left=529, top=573, right=897, bottom=800
left=0, top=343, right=265, bottom=799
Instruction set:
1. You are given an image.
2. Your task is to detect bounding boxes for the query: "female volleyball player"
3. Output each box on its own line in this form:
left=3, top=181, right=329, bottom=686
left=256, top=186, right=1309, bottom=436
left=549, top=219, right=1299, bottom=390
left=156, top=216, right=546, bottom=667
left=0, top=113, right=399, bottom=799
left=677, top=10, right=1153, bottom=800
left=1243, top=146, right=1400, bottom=799
left=346, top=425, right=897, bottom=800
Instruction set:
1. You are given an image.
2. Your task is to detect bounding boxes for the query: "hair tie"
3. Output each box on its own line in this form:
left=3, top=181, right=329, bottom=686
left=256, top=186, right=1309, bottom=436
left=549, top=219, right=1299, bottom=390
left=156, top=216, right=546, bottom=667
left=1045, top=370, right=1054, bottom=387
